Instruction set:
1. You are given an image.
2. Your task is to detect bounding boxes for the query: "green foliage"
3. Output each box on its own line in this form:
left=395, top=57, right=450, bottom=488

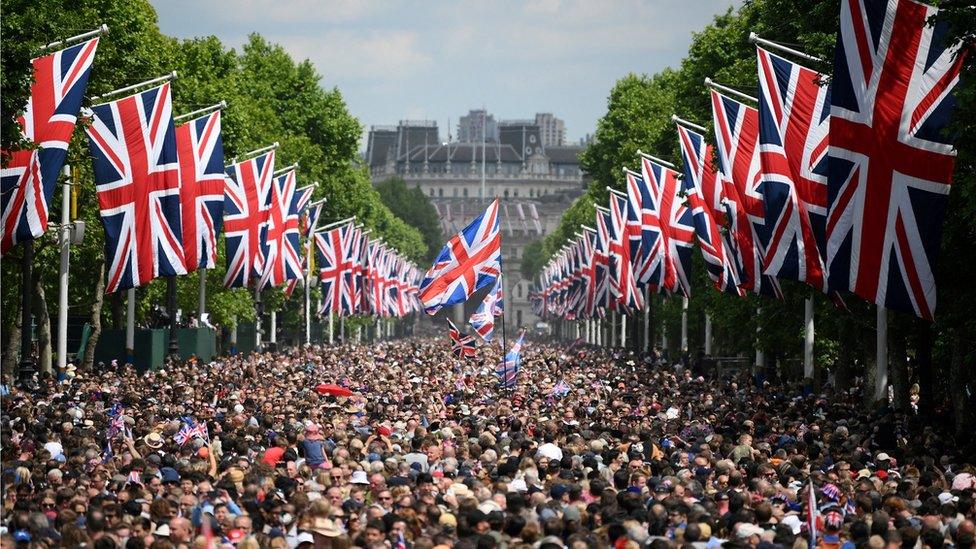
left=1, top=0, right=432, bottom=356
left=547, top=0, right=973, bottom=429
left=375, top=177, right=442, bottom=262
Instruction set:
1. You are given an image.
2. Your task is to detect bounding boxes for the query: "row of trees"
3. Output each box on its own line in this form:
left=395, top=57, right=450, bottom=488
left=0, top=0, right=429, bottom=370
left=537, top=0, right=975, bottom=437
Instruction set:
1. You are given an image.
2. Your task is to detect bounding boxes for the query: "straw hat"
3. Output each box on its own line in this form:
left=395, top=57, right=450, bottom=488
left=143, top=432, right=164, bottom=449
left=310, top=517, right=341, bottom=537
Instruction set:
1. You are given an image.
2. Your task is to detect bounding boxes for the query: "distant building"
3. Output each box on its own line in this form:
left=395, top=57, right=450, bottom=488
left=457, top=109, right=498, bottom=143
left=534, top=112, right=565, bottom=147
left=365, top=115, right=588, bottom=332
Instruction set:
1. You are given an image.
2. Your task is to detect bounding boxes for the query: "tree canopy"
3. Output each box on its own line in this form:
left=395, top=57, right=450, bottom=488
left=1, top=0, right=427, bottom=361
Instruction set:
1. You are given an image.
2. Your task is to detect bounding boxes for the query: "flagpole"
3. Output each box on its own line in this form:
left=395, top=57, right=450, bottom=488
left=643, top=287, right=651, bottom=354
left=57, top=166, right=72, bottom=372
left=225, top=142, right=279, bottom=168
left=174, top=100, right=226, bottom=123
left=748, top=32, right=823, bottom=64
left=875, top=304, right=888, bottom=403
left=91, top=71, right=177, bottom=104
left=126, top=288, right=135, bottom=365
left=18, top=237, right=34, bottom=385
left=38, top=24, right=109, bottom=54
left=804, top=296, right=815, bottom=381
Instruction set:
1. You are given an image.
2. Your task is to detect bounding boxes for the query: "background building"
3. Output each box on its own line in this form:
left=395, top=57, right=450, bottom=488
left=534, top=112, right=565, bottom=147
left=457, top=109, right=498, bottom=143
left=366, top=111, right=587, bottom=333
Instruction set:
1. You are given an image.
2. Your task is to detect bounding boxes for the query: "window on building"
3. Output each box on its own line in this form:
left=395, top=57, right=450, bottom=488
left=453, top=188, right=458, bottom=197
left=504, top=189, right=509, bottom=198
left=516, top=283, right=522, bottom=298
left=429, top=188, right=434, bottom=197
left=517, top=309, right=523, bottom=327
left=513, top=189, right=519, bottom=197
left=438, top=188, right=443, bottom=198
left=463, top=188, right=468, bottom=198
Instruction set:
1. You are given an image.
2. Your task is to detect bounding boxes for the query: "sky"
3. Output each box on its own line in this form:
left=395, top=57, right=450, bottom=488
left=151, top=0, right=739, bottom=147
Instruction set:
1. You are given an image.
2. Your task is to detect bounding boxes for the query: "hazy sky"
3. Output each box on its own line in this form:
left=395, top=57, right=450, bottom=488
left=151, top=0, right=739, bottom=145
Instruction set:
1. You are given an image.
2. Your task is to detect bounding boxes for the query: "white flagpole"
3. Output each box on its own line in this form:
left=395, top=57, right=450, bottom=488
left=91, top=71, right=177, bottom=104
left=57, top=166, right=71, bottom=371
left=804, top=297, right=815, bottom=380
left=174, top=100, right=226, bottom=123
left=225, top=142, right=279, bottom=168
left=620, top=314, right=627, bottom=349
left=875, top=305, right=888, bottom=402
left=39, top=24, right=109, bottom=54
left=681, top=297, right=689, bottom=353
left=704, top=77, right=758, bottom=103
left=704, top=313, right=712, bottom=355
left=126, top=288, right=135, bottom=364
left=270, top=310, right=277, bottom=346
left=748, top=32, right=823, bottom=64
left=254, top=287, right=262, bottom=352
left=643, top=287, right=651, bottom=353
left=328, top=313, right=334, bottom=345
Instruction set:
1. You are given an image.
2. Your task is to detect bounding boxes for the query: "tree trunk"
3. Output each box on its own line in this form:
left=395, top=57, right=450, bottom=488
left=82, top=259, right=105, bottom=371
left=111, top=292, right=123, bottom=330
left=916, top=323, right=935, bottom=416
left=2, top=301, right=21, bottom=375
left=949, top=330, right=975, bottom=442
left=889, top=316, right=910, bottom=411
left=35, top=278, right=52, bottom=374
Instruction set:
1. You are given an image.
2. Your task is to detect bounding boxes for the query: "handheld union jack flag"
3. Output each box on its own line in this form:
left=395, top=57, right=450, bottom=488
left=224, top=150, right=275, bottom=288
left=676, top=123, right=742, bottom=296
left=470, top=274, right=504, bottom=341
left=608, top=193, right=645, bottom=310
left=1, top=37, right=100, bottom=255
left=175, top=110, right=225, bottom=271
left=86, top=82, right=186, bottom=292
left=643, top=156, right=694, bottom=297
left=826, top=0, right=966, bottom=319
left=315, top=223, right=356, bottom=316
left=419, top=199, right=501, bottom=314
left=447, top=319, right=477, bottom=358
left=756, top=48, right=831, bottom=291
left=496, top=330, right=525, bottom=388
left=259, top=169, right=303, bottom=289
left=710, top=90, right=783, bottom=298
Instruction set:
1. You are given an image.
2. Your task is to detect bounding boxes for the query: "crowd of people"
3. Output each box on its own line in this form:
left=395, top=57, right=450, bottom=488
left=2, top=335, right=974, bottom=549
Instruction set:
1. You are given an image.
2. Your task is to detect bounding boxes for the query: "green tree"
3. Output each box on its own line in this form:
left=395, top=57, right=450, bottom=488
left=375, top=177, right=443, bottom=262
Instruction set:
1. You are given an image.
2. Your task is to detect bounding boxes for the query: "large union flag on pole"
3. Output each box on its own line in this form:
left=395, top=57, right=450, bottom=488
left=676, top=122, right=742, bottom=296
left=710, top=90, right=783, bottom=298
left=756, top=48, right=831, bottom=291
left=826, top=0, right=966, bottom=320
left=1, top=37, right=100, bottom=255
left=86, top=82, right=186, bottom=293
left=419, top=199, right=501, bottom=314
left=223, top=149, right=275, bottom=288
left=258, top=169, right=303, bottom=289
left=175, top=109, right=225, bottom=271
left=314, top=224, right=356, bottom=316
left=641, top=155, right=694, bottom=297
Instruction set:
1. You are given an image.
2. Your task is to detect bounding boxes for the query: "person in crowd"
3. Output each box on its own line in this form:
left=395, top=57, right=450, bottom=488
left=2, top=337, right=974, bottom=548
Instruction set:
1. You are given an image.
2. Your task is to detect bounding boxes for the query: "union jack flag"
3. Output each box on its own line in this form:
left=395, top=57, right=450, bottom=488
left=496, top=330, right=525, bottom=388
left=447, top=319, right=477, bottom=358
left=826, top=0, right=966, bottom=319
left=580, top=230, right=599, bottom=318
left=315, top=223, right=356, bottom=316
left=642, top=156, right=694, bottom=296
left=1, top=38, right=99, bottom=255
left=676, top=124, right=742, bottom=295
left=224, top=150, right=275, bottom=288
left=627, top=166, right=664, bottom=289
left=756, top=48, right=830, bottom=291
left=419, top=199, right=501, bottom=314
left=608, top=193, right=645, bottom=310
left=175, top=110, right=225, bottom=271
left=592, top=209, right=613, bottom=313
left=710, top=90, right=783, bottom=298
left=469, top=274, right=504, bottom=341
left=86, top=83, right=186, bottom=292
left=347, top=226, right=365, bottom=313
left=259, top=169, right=303, bottom=289
left=304, top=198, right=323, bottom=237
